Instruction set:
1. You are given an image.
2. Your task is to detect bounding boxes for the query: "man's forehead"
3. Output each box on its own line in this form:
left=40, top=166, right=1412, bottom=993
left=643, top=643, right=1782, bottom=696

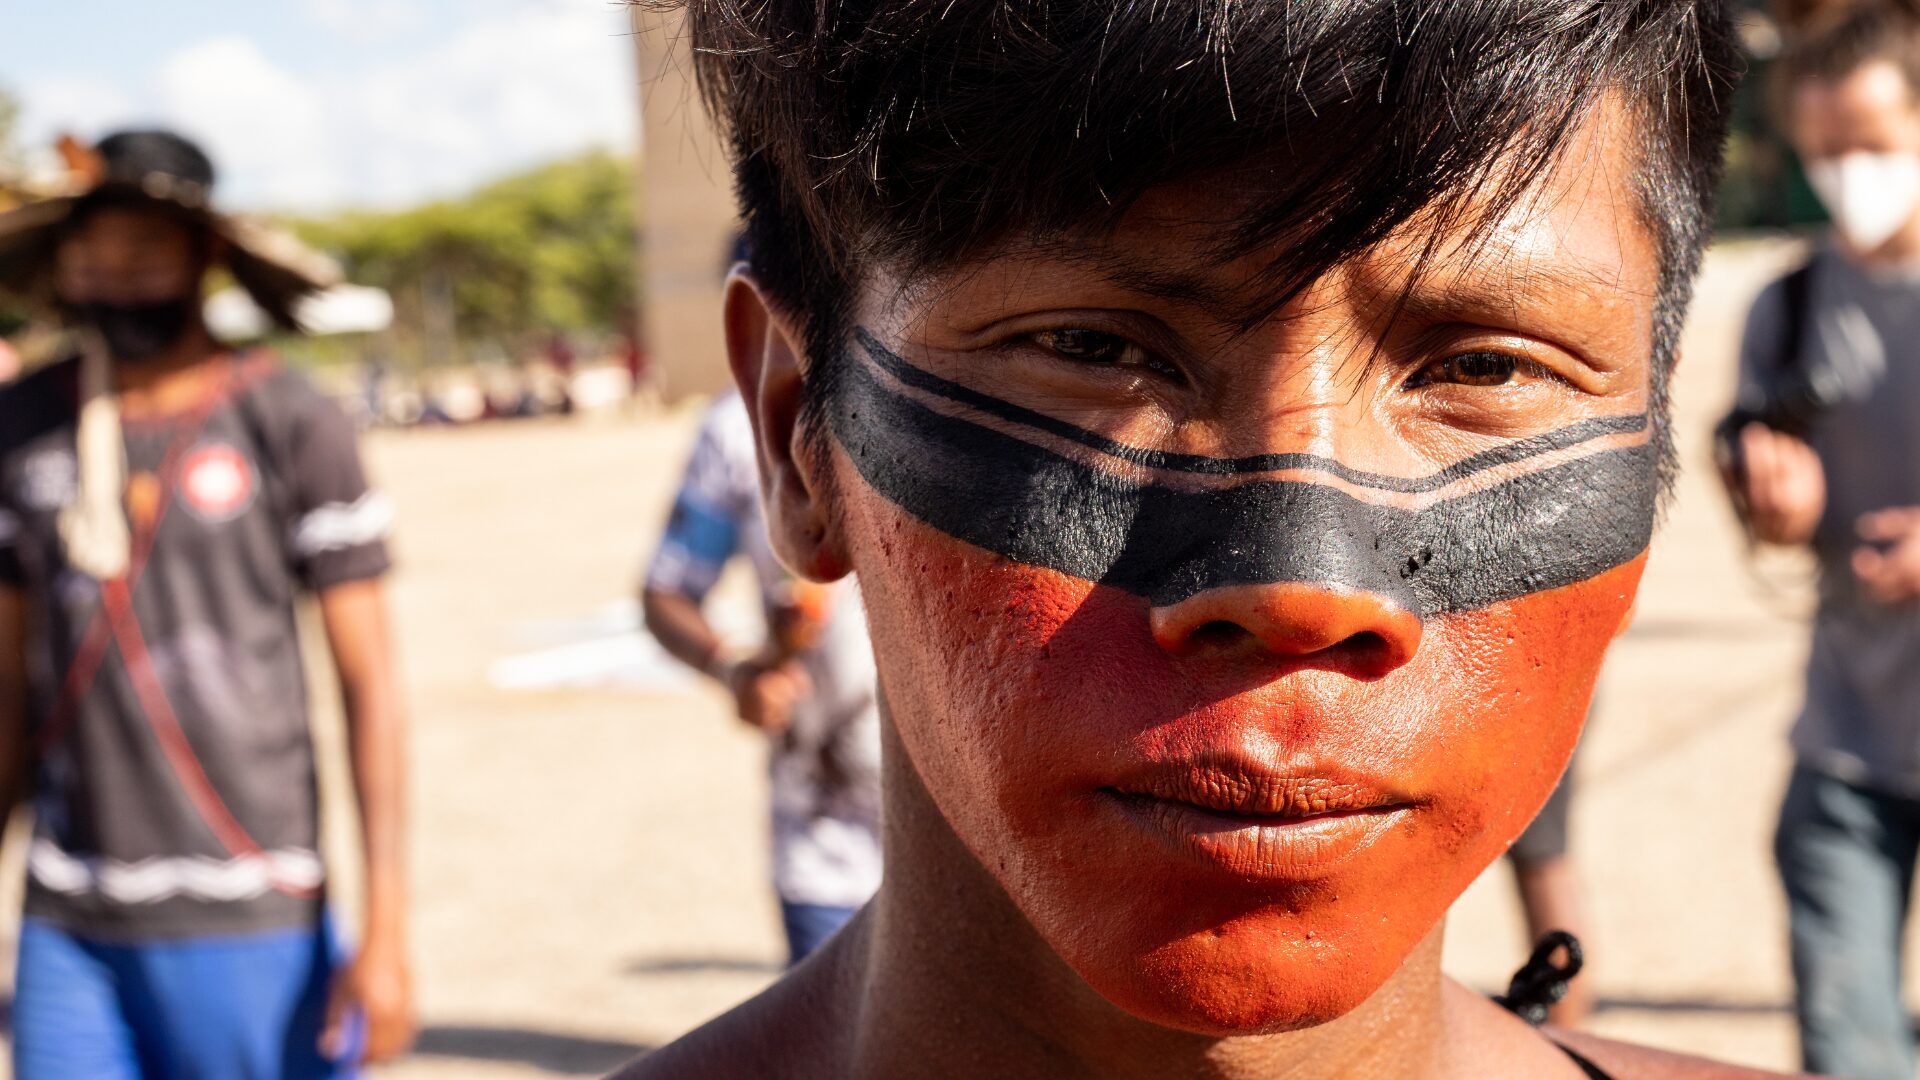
left=898, top=95, right=1655, bottom=330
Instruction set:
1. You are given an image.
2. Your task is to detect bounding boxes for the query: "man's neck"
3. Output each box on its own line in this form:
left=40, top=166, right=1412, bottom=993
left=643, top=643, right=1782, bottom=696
left=110, top=325, right=226, bottom=420
left=847, top=721, right=1462, bottom=1080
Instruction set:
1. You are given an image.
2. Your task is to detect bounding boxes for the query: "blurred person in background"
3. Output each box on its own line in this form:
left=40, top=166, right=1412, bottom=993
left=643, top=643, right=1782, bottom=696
left=0, top=130, right=413, bottom=1078
left=1504, top=705, right=1598, bottom=1027
left=640, top=380, right=882, bottom=967
left=1719, top=6, right=1920, bottom=1078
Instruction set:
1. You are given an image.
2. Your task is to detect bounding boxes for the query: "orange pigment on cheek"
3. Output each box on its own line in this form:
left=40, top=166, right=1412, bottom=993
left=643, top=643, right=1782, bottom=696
left=846, top=477, right=1645, bottom=1032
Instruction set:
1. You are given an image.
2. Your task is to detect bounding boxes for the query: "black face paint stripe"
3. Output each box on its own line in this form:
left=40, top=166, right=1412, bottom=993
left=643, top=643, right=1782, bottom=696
left=831, top=331, right=1655, bottom=614
left=852, top=328, right=1648, bottom=494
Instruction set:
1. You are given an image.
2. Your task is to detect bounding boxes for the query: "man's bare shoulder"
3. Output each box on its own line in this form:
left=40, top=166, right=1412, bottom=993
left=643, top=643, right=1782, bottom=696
left=606, top=952, right=853, bottom=1080
left=1553, top=1029, right=1812, bottom=1079
left=605, top=1001, right=783, bottom=1080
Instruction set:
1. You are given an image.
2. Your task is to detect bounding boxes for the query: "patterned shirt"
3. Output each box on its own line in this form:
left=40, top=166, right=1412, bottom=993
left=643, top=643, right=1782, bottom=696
left=0, top=355, right=392, bottom=939
left=646, top=393, right=883, bottom=908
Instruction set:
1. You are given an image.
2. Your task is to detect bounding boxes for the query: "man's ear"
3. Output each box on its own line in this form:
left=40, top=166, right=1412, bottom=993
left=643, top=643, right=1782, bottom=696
left=723, top=270, right=853, bottom=583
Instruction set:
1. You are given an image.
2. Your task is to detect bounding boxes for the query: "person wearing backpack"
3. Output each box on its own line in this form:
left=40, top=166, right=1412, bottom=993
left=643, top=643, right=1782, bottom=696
left=1720, top=8, right=1920, bottom=1079
left=0, top=129, right=414, bottom=1078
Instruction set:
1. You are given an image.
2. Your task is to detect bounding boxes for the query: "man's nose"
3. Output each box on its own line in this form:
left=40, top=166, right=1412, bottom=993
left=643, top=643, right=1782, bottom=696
left=1147, top=581, right=1423, bottom=679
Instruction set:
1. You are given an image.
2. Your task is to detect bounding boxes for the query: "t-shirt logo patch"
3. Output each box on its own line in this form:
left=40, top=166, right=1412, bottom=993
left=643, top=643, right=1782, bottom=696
left=178, top=444, right=256, bottom=522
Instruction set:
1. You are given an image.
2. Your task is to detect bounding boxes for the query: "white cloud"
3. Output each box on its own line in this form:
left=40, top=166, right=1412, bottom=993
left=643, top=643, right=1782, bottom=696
left=16, top=75, right=141, bottom=145
left=336, top=0, right=637, bottom=207
left=156, top=37, right=342, bottom=207
left=14, top=1, right=637, bottom=211
left=303, top=0, right=428, bottom=44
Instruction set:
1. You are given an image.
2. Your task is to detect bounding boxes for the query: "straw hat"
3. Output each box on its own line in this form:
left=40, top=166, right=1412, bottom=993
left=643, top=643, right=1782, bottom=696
left=0, top=128, right=338, bottom=328
left=0, top=131, right=343, bottom=582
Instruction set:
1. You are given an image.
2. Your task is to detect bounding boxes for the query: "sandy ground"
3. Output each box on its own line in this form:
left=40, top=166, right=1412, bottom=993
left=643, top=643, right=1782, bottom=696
left=0, top=236, right=1899, bottom=1077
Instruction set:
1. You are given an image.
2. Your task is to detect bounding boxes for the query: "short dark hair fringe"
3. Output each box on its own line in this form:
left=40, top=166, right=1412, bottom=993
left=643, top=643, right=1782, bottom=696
left=672, top=0, right=1740, bottom=493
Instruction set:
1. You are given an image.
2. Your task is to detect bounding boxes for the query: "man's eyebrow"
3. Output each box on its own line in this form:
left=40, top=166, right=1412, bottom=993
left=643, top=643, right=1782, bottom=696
left=1040, top=248, right=1250, bottom=312
left=1016, top=243, right=1643, bottom=331
left=1353, top=256, right=1644, bottom=328
left=1057, top=252, right=1328, bottom=331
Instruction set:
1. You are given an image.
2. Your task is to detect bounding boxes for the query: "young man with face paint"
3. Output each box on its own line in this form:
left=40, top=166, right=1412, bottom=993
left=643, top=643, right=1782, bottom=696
left=619, top=2, right=1789, bottom=1077
left=1719, top=7, right=1920, bottom=1079
left=0, top=131, right=414, bottom=1077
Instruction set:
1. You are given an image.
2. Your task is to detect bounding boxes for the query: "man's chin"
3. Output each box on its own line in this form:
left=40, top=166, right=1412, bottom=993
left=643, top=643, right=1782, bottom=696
left=1058, top=915, right=1432, bottom=1037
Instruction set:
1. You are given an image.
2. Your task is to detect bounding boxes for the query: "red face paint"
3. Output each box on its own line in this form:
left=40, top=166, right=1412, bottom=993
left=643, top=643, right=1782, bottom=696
left=840, top=448, right=1642, bottom=1034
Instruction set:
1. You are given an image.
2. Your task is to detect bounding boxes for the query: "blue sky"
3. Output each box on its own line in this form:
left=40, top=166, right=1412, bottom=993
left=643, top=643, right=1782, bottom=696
left=1, top=0, right=639, bottom=211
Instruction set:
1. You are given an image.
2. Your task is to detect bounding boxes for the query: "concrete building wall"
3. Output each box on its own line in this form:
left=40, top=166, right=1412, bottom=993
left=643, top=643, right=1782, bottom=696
left=633, top=7, right=739, bottom=401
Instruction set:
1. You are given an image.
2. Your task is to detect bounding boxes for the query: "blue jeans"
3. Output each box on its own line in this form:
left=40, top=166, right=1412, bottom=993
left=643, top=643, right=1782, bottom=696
left=12, top=916, right=356, bottom=1080
left=1775, top=762, right=1920, bottom=1080
left=779, top=901, right=858, bottom=966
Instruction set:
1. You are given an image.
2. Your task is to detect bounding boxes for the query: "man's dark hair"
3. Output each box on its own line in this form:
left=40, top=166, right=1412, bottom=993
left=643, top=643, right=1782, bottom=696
left=1778, top=1, right=1920, bottom=101
left=680, top=0, right=1738, bottom=487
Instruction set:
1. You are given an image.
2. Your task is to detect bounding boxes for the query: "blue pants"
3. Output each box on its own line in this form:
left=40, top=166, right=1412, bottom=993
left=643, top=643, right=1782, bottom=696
left=779, top=901, right=857, bottom=966
left=1775, top=762, right=1920, bottom=1080
left=12, top=916, right=356, bottom=1080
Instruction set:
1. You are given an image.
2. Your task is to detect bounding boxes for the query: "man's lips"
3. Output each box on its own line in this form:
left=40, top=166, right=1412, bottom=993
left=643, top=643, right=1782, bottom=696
left=1099, top=762, right=1418, bottom=880
left=1104, top=770, right=1407, bottom=820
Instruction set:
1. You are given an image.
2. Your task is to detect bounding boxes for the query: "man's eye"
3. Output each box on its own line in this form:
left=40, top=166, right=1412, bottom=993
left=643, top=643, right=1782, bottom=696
left=1407, top=351, right=1535, bottom=389
left=1033, top=328, right=1134, bottom=365
left=1029, top=328, right=1185, bottom=382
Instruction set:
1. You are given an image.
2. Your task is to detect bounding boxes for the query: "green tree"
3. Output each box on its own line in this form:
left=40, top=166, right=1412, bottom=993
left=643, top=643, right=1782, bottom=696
left=292, top=150, right=639, bottom=366
left=0, top=87, right=20, bottom=175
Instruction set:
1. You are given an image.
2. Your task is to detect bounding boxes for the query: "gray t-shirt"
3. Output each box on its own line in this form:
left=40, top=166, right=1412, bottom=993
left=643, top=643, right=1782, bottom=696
left=1738, top=244, right=1920, bottom=795
left=0, top=355, right=392, bottom=939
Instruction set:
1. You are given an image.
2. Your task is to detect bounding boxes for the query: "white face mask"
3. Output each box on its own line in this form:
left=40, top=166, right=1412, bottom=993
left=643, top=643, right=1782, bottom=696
left=1806, top=151, right=1920, bottom=252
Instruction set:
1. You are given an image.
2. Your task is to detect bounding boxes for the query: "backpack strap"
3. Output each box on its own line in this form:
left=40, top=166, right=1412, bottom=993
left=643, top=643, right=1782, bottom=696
left=1713, top=258, right=1823, bottom=540
left=1774, top=258, right=1815, bottom=387
left=1715, top=257, right=1818, bottom=444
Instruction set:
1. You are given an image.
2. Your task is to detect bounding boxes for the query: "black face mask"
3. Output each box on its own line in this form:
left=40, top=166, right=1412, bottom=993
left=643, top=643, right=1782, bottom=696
left=76, top=297, right=199, bottom=364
